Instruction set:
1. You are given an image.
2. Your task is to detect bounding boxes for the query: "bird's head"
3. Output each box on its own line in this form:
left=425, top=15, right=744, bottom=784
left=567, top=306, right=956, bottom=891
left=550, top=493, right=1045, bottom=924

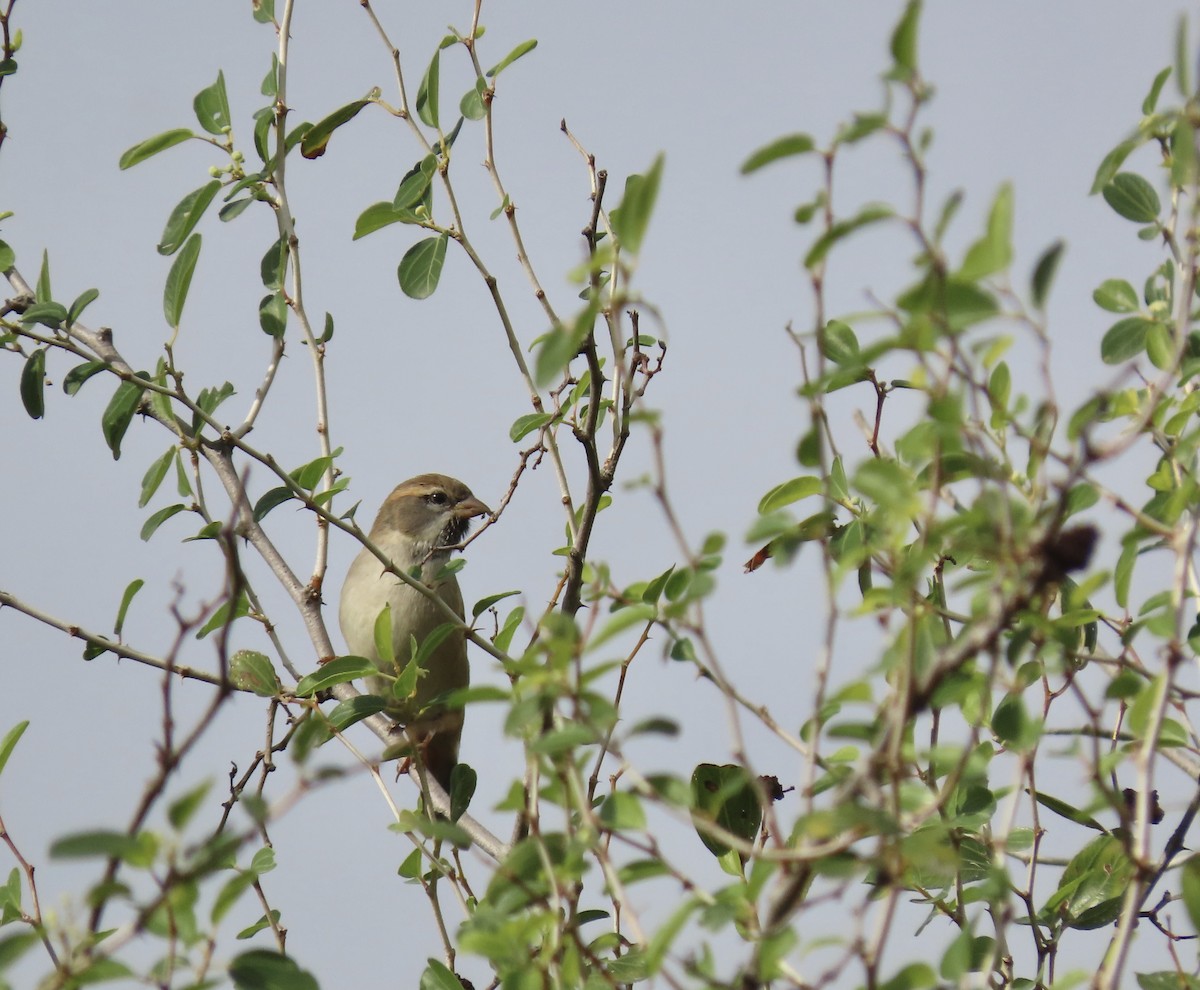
left=370, top=474, right=491, bottom=561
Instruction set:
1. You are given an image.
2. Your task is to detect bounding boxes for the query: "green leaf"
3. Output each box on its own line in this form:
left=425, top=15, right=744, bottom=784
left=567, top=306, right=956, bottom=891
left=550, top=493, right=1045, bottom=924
left=958, top=183, right=1013, bottom=280
left=804, top=204, right=893, bottom=269
left=599, top=792, right=647, bottom=831
left=988, top=362, right=1011, bottom=422
left=889, top=0, right=921, bottom=77
left=193, top=70, right=232, bottom=135
left=299, top=99, right=370, bottom=159
left=0, top=931, right=39, bottom=971
left=163, top=233, right=202, bottom=328
left=1050, top=833, right=1134, bottom=929
left=1182, top=854, right=1200, bottom=936
left=1146, top=321, right=1174, bottom=370
left=212, top=871, right=256, bottom=926
left=1030, top=239, right=1064, bottom=310
left=139, top=447, right=175, bottom=507
left=66, top=287, right=100, bottom=327
left=1100, top=317, right=1154, bottom=364
left=509, top=411, right=552, bottom=442
left=102, top=376, right=147, bottom=460
left=0, top=238, right=13, bottom=271
left=50, top=830, right=157, bottom=866
left=114, top=578, right=143, bottom=638
left=18, top=301, right=67, bottom=330
left=19, top=348, right=46, bottom=419
left=230, top=650, right=282, bottom=697
left=417, top=50, right=440, bottom=129
left=394, top=156, right=437, bottom=210
left=0, top=721, right=29, bottom=779
left=353, top=201, right=418, bottom=240
left=642, top=567, right=676, bottom=606
left=118, top=128, right=195, bottom=170
left=487, top=38, right=538, bottom=76
left=220, top=197, right=253, bottom=222
left=1090, top=137, right=1141, bottom=194
left=438, top=115, right=464, bottom=155
left=1032, top=790, right=1104, bottom=831
left=229, top=949, right=319, bottom=990
left=167, top=780, right=212, bottom=831
left=253, top=486, right=296, bottom=522
left=294, top=656, right=378, bottom=697
left=1143, top=66, right=1172, bottom=114
left=63, top=360, right=107, bottom=395
left=236, top=911, right=281, bottom=941
left=460, top=78, right=487, bottom=120
left=1102, top=173, right=1161, bottom=223
left=420, top=958, right=464, bottom=990
left=535, top=307, right=594, bottom=386
left=757, top=476, right=822, bottom=514
left=260, top=236, right=287, bottom=289
left=259, top=290, right=288, bottom=337
left=140, top=504, right=185, bottom=541
left=820, top=319, right=860, bottom=364
left=992, top=694, right=1040, bottom=749
left=449, top=764, right=476, bottom=822
left=412, top=621, right=460, bottom=669
left=690, top=763, right=762, bottom=858
left=740, top=133, right=816, bottom=174
left=1171, top=118, right=1197, bottom=188
left=1114, top=539, right=1137, bottom=610
left=35, top=249, right=51, bottom=303
left=468, top=590, right=518, bottom=620
left=158, top=182, right=220, bottom=256
left=610, top=154, right=664, bottom=255
left=837, top=113, right=888, bottom=145
left=493, top=605, right=524, bottom=654
left=1093, top=278, right=1140, bottom=314
left=1136, top=974, right=1200, bottom=990
left=391, top=810, right=471, bottom=845
left=325, top=695, right=387, bottom=731
left=290, top=449, right=339, bottom=490
left=590, top=603, right=655, bottom=651
left=1176, top=14, right=1192, bottom=97
left=398, top=234, right=448, bottom=299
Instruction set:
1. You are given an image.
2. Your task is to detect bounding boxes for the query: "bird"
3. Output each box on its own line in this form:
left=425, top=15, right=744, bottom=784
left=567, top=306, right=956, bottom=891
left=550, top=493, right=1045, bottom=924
left=338, top=474, right=490, bottom=793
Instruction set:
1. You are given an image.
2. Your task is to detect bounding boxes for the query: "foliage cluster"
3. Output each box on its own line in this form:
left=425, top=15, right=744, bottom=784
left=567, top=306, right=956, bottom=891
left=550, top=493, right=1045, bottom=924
left=2, top=2, right=1200, bottom=989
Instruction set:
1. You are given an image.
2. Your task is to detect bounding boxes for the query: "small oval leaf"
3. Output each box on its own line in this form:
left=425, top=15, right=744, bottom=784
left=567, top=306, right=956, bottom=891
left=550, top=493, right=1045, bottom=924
left=299, top=99, right=369, bottom=159
left=740, top=133, right=816, bottom=174
left=102, top=376, right=148, bottom=460
left=417, top=51, right=440, bottom=129
left=1100, top=317, right=1153, bottom=365
left=757, top=476, right=823, bottom=514
left=398, top=234, right=448, bottom=300
left=164, top=233, right=203, bottom=328
left=193, top=70, right=232, bottom=136
left=158, top=182, right=220, bottom=256
left=19, top=348, right=46, bottom=419
left=1092, top=278, right=1139, bottom=314
left=1102, top=172, right=1161, bottom=223
left=230, top=650, right=282, bottom=697
left=119, top=128, right=195, bottom=170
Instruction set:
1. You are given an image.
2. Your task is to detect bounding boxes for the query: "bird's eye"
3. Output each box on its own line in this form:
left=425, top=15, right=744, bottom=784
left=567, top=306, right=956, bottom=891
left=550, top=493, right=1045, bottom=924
left=426, top=491, right=449, bottom=506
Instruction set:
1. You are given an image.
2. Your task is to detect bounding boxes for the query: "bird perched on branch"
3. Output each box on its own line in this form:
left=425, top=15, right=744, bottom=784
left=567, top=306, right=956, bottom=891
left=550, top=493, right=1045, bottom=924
left=338, top=474, right=490, bottom=792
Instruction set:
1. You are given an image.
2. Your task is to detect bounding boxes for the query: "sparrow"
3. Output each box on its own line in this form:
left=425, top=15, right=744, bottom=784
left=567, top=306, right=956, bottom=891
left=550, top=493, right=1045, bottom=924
left=338, top=474, right=490, bottom=792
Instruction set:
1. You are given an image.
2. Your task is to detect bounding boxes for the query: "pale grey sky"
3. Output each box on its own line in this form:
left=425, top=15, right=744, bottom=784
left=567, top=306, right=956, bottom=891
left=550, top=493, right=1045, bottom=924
left=1, top=2, right=1192, bottom=986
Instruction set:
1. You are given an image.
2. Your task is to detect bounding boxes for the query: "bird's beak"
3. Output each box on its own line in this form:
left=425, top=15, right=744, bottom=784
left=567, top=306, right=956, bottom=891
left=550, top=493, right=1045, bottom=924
left=454, top=496, right=491, bottom=521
